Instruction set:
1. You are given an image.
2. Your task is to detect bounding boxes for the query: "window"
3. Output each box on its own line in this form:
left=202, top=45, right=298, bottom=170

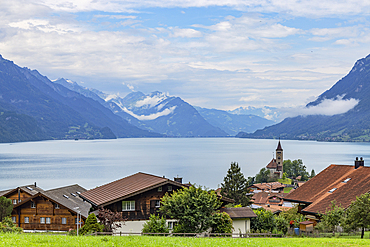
left=63, top=195, right=69, bottom=199
left=122, top=201, right=135, bottom=211
left=24, top=217, right=29, bottom=224
left=13, top=199, right=17, bottom=204
left=31, top=201, right=36, bottom=208
left=343, top=178, right=351, bottom=183
left=55, top=203, right=60, bottom=209
left=26, top=186, right=33, bottom=191
left=168, top=185, right=172, bottom=192
left=46, top=217, right=51, bottom=224
left=158, top=186, right=162, bottom=192
left=40, top=217, right=45, bottom=224
left=11, top=216, right=16, bottom=223
left=168, top=221, right=177, bottom=230
left=155, top=200, right=160, bottom=208
left=62, top=218, right=67, bottom=224
left=328, top=188, right=337, bottom=193
left=71, top=193, right=77, bottom=197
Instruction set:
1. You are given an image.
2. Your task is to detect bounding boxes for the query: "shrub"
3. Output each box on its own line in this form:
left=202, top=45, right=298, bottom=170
left=79, top=213, right=104, bottom=235
left=210, top=212, right=233, bottom=234
left=0, top=217, right=23, bottom=233
left=142, top=214, right=169, bottom=235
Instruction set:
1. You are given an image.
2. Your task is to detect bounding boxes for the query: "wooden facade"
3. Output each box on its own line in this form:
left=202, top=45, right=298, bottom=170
left=104, top=184, right=180, bottom=221
left=12, top=194, right=82, bottom=231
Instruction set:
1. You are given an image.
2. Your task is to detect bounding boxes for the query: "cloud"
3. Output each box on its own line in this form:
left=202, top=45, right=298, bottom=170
left=122, top=106, right=177, bottom=120
left=170, top=28, right=202, bottom=38
left=282, top=96, right=359, bottom=117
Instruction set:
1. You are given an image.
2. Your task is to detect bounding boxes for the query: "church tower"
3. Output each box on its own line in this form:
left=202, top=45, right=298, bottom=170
left=276, top=139, right=283, bottom=178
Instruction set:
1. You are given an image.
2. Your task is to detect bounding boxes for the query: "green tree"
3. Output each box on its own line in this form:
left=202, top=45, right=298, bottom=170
left=210, top=212, right=233, bottom=234
left=275, top=214, right=289, bottom=235
left=142, top=214, right=169, bottom=234
left=344, top=193, right=370, bottom=238
left=79, top=213, right=104, bottom=235
left=255, top=168, right=271, bottom=183
left=221, top=162, right=252, bottom=206
left=278, top=205, right=305, bottom=228
left=159, top=186, right=221, bottom=233
left=0, top=197, right=13, bottom=222
left=320, top=201, right=345, bottom=236
left=283, top=159, right=309, bottom=181
left=250, top=208, right=275, bottom=232
left=310, top=169, right=316, bottom=178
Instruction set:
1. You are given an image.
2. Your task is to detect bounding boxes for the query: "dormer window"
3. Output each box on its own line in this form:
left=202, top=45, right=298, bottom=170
left=343, top=178, right=351, bottom=183
left=328, top=188, right=337, bottom=193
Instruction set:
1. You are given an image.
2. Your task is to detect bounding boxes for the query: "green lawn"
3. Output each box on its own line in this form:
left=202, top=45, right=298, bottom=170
left=278, top=178, right=292, bottom=185
left=2, top=234, right=370, bottom=247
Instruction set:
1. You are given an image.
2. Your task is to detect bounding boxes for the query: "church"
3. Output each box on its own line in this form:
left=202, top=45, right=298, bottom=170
left=266, top=140, right=283, bottom=179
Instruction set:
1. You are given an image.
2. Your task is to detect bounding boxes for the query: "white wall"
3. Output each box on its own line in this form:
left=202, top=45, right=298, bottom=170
left=113, top=219, right=178, bottom=235
left=231, top=219, right=250, bottom=237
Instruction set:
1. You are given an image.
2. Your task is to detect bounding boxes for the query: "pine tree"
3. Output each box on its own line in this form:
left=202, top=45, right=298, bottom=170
left=221, top=162, right=252, bottom=206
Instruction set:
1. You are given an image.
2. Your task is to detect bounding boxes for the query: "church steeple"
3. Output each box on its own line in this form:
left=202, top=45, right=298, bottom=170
left=275, top=139, right=283, bottom=178
left=276, top=138, right=283, bottom=151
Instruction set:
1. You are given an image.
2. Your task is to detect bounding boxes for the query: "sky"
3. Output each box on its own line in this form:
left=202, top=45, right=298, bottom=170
left=1, top=1, right=370, bottom=112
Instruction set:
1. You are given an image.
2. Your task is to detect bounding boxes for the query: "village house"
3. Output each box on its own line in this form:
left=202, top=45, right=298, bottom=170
left=0, top=184, right=91, bottom=231
left=219, top=207, right=257, bottom=236
left=79, top=172, right=234, bottom=233
left=284, top=157, right=370, bottom=222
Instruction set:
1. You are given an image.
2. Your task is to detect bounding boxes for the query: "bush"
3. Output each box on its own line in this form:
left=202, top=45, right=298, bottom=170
left=250, top=208, right=275, bottom=232
left=79, top=213, right=104, bottom=235
left=142, top=214, right=169, bottom=235
left=275, top=215, right=289, bottom=235
left=0, top=217, right=23, bottom=233
left=210, top=212, right=233, bottom=234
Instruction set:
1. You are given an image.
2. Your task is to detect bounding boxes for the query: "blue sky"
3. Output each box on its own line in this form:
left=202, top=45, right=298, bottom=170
left=1, top=0, right=370, bottom=113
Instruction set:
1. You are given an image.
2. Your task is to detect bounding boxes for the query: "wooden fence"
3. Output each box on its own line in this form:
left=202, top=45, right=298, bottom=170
left=88, top=232, right=284, bottom=238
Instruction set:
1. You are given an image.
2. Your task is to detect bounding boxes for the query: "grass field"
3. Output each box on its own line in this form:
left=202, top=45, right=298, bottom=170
left=1, top=234, right=370, bottom=247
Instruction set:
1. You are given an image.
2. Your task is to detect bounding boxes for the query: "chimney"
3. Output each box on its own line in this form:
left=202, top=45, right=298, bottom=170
left=355, top=157, right=365, bottom=169
left=174, top=177, right=183, bottom=184
left=34, top=182, right=37, bottom=188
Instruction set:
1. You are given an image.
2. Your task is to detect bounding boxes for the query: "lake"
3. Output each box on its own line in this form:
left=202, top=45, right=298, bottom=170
left=1, top=138, right=370, bottom=191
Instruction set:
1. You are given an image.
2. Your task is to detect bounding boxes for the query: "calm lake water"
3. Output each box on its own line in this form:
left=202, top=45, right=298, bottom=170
left=1, top=138, right=370, bottom=191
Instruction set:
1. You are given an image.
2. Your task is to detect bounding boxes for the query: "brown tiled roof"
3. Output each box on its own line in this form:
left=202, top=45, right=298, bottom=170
left=80, top=172, right=184, bottom=207
left=220, top=207, right=257, bottom=219
left=300, top=220, right=314, bottom=225
left=0, top=184, right=44, bottom=199
left=250, top=182, right=286, bottom=191
left=252, top=192, right=284, bottom=205
left=266, top=158, right=277, bottom=169
left=284, top=165, right=370, bottom=214
left=260, top=205, right=290, bottom=214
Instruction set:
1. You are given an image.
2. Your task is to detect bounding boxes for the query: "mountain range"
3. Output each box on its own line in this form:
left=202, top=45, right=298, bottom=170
left=240, top=54, right=370, bottom=142
left=0, top=54, right=274, bottom=142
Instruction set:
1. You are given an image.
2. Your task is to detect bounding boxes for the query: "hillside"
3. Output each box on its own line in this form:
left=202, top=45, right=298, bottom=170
left=0, top=55, right=160, bottom=142
left=241, top=54, right=370, bottom=142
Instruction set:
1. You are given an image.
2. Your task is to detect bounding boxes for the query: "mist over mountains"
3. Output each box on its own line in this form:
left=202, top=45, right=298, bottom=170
left=240, top=54, right=370, bottom=142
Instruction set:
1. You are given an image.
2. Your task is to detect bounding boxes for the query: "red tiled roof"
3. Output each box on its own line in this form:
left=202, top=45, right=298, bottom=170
left=81, top=172, right=182, bottom=207
left=220, top=207, right=257, bottom=218
left=284, top=165, right=370, bottom=214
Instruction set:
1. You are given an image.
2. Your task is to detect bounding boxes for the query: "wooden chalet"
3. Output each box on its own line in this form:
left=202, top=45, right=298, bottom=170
left=284, top=157, right=370, bottom=219
left=0, top=184, right=91, bottom=231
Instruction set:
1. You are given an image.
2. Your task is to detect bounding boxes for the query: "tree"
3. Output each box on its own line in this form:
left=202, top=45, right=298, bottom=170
left=310, top=169, right=316, bottom=178
left=221, top=162, right=252, bottom=206
left=142, top=214, right=169, bottom=234
left=159, top=185, right=221, bottom=233
left=255, top=168, right=271, bottom=183
left=344, top=193, right=370, bottom=238
left=320, top=201, right=345, bottom=236
left=210, top=212, right=233, bottom=234
left=275, top=214, right=289, bottom=235
left=79, top=213, right=104, bottom=235
left=0, top=216, right=22, bottom=233
left=250, top=208, right=275, bottom=232
left=283, top=159, right=309, bottom=180
left=0, top=197, right=13, bottom=222
left=97, top=207, right=126, bottom=232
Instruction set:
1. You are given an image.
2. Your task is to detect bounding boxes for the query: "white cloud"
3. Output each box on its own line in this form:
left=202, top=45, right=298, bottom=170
left=170, top=28, right=202, bottom=38
left=282, top=96, right=359, bottom=117
left=122, top=106, right=177, bottom=120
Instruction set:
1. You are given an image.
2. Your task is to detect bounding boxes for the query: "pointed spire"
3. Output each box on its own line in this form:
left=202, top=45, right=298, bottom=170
left=276, top=138, right=283, bottom=151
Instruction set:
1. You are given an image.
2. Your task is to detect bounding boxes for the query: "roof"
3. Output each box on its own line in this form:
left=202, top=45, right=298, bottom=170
left=260, top=204, right=291, bottom=214
left=300, top=221, right=314, bottom=225
left=284, top=164, right=370, bottom=214
left=0, top=184, right=44, bottom=198
left=276, top=140, right=283, bottom=151
left=80, top=172, right=184, bottom=207
left=266, top=158, right=277, bottom=169
left=250, top=182, right=286, bottom=191
left=220, top=207, right=257, bottom=219
left=13, top=184, right=91, bottom=218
